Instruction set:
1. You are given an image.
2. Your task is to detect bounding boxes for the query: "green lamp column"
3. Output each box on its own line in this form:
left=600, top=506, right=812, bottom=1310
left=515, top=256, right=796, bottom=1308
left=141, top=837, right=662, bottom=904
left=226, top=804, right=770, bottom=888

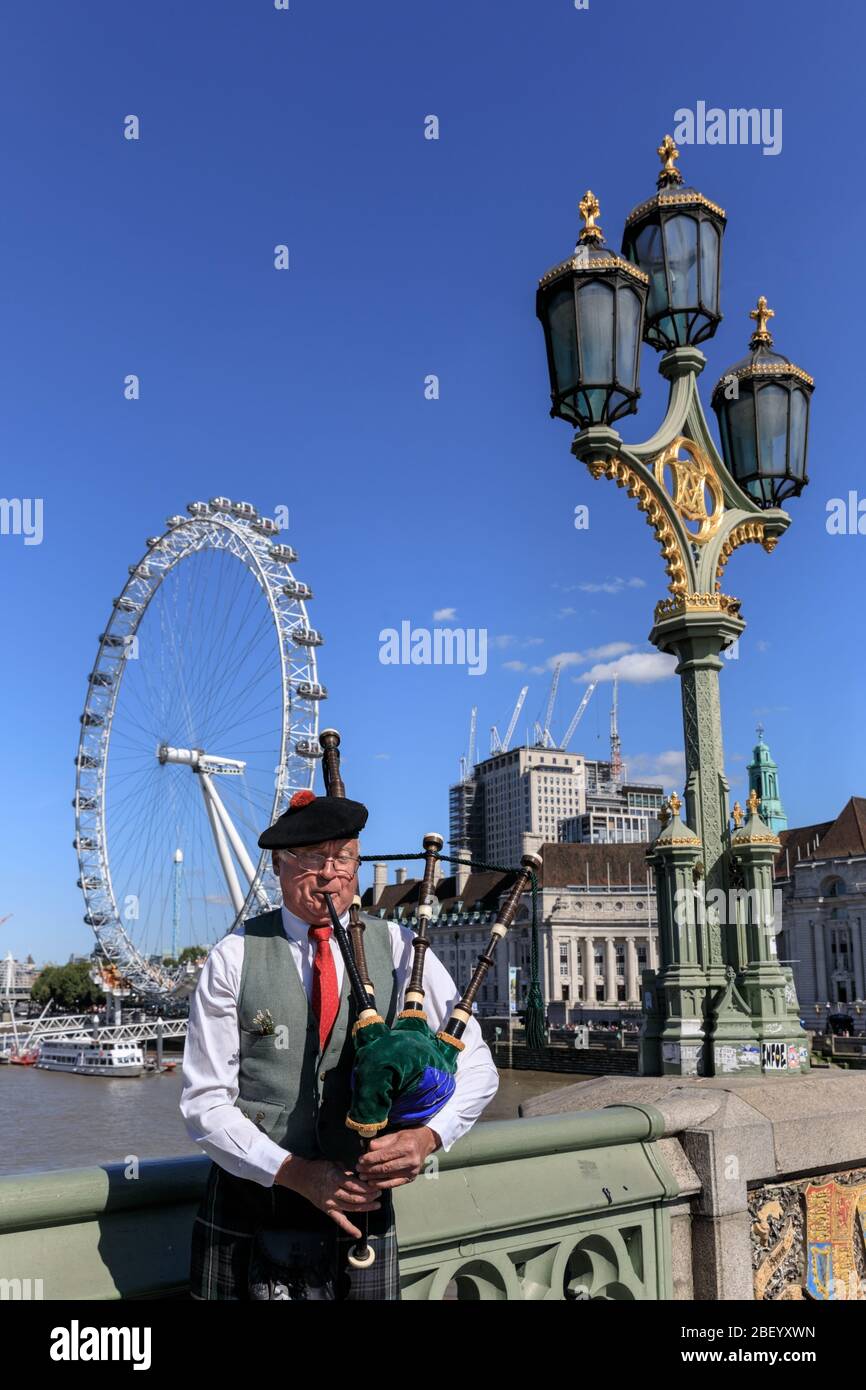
left=730, top=790, right=810, bottom=1073
left=642, top=794, right=709, bottom=1076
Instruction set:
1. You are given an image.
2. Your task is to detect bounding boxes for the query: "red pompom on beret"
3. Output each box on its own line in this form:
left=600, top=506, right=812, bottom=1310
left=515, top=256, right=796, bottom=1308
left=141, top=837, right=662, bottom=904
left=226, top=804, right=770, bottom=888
left=290, top=789, right=317, bottom=809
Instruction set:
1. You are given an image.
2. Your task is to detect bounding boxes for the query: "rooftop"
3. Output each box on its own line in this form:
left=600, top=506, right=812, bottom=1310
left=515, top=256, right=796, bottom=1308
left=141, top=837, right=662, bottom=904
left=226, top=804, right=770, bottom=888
left=775, top=797, right=866, bottom=876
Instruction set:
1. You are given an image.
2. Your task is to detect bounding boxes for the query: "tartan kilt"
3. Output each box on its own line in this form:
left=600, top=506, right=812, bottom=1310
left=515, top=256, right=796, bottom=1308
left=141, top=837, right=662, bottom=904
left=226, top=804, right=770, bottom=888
left=190, top=1161, right=400, bottom=1301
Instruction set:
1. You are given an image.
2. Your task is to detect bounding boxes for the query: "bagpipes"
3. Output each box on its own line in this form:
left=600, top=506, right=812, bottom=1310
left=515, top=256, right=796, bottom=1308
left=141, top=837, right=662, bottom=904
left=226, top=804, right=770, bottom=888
left=317, top=728, right=541, bottom=1268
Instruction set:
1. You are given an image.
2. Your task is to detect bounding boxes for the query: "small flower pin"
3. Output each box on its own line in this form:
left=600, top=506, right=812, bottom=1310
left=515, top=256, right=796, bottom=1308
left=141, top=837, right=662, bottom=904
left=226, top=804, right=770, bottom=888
left=252, top=1008, right=275, bottom=1036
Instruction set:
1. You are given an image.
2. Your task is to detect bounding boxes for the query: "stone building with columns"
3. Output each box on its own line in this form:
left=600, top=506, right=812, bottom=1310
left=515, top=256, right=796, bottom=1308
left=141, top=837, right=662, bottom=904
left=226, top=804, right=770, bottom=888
left=362, top=841, right=659, bottom=1022
left=774, top=797, right=866, bottom=1030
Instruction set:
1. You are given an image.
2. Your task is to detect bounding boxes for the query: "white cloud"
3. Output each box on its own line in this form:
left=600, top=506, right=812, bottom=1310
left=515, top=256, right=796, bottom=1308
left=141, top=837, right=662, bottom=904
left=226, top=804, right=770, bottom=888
left=374, top=752, right=391, bottom=760
left=626, top=749, right=686, bottom=788
left=586, top=641, right=634, bottom=661
left=502, top=660, right=527, bottom=672
left=542, top=642, right=634, bottom=671
left=558, top=607, right=577, bottom=618
left=755, top=640, right=770, bottom=652
left=578, top=651, right=677, bottom=684
left=546, top=650, right=590, bottom=670
left=577, top=577, right=647, bottom=595
left=433, top=607, right=456, bottom=621
left=491, top=634, right=515, bottom=650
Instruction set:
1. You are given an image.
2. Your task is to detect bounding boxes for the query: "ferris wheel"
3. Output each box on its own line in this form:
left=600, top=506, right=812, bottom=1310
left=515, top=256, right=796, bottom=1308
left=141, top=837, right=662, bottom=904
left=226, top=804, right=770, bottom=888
left=73, top=498, right=326, bottom=997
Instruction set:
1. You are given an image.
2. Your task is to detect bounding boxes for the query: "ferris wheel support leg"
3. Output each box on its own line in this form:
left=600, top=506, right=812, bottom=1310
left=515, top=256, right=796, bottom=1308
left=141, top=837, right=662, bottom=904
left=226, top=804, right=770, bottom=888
left=200, top=773, right=270, bottom=910
left=200, top=777, right=247, bottom=917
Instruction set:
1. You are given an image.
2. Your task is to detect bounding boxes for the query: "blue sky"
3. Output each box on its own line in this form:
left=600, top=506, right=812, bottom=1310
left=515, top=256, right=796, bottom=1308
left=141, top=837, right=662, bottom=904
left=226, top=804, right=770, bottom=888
left=1, top=0, right=864, bottom=963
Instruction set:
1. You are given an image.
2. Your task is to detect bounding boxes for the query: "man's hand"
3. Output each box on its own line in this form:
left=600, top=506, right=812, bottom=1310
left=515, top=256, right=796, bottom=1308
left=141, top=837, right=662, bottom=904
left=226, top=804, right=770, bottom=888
left=356, top=1127, right=440, bottom=1190
left=275, top=1156, right=381, bottom=1239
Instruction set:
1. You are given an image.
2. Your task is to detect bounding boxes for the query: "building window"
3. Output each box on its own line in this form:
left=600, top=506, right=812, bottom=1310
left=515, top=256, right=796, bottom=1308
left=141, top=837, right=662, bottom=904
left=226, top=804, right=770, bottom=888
left=617, top=985, right=626, bottom=1002
left=562, top=985, right=569, bottom=1002
left=595, top=986, right=605, bottom=1002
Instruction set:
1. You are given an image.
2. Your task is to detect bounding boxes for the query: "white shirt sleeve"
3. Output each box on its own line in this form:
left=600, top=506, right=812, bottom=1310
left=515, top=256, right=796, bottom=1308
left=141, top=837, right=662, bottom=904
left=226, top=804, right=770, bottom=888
left=388, top=923, right=499, bottom=1152
left=179, top=933, right=290, bottom=1188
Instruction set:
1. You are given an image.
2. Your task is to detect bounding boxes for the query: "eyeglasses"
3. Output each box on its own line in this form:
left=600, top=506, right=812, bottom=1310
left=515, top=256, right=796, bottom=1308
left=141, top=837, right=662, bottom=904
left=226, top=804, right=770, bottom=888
left=282, top=849, right=360, bottom=877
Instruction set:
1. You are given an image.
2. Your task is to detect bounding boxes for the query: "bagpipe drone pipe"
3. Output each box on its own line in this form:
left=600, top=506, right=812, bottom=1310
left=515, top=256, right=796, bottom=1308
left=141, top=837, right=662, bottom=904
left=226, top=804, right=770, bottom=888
left=317, top=728, right=542, bottom=1267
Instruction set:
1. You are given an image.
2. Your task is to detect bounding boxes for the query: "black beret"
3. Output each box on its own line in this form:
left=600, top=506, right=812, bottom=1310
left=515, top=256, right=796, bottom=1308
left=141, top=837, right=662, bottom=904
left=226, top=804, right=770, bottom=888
left=258, top=790, right=368, bottom=850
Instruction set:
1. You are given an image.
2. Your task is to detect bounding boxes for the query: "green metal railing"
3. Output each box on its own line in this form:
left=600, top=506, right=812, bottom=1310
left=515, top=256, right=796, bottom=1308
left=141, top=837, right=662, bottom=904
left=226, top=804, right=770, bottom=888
left=0, top=1106, right=679, bottom=1301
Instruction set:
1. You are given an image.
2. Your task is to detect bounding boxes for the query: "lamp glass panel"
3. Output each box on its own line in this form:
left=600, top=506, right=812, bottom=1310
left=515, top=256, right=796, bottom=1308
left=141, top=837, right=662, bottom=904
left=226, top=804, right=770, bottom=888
left=584, top=387, right=608, bottom=422
left=547, top=286, right=578, bottom=396
left=717, top=402, right=731, bottom=466
left=663, top=215, right=699, bottom=309
left=789, top=388, right=808, bottom=479
left=725, top=392, right=759, bottom=482
left=755, top=383, right=790, bottom=477
left=615, top=285, right=640, bottom=388
left=633, top=224, right=666, bottom=317
left=699, top=221, right=720, bottom=314
left=577, top=280, right=614, bottom=384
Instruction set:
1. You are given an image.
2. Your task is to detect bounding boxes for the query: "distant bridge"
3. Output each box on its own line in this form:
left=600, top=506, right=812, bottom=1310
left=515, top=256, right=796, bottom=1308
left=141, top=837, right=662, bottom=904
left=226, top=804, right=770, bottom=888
left=0, top=1015, right=187, bottom=1046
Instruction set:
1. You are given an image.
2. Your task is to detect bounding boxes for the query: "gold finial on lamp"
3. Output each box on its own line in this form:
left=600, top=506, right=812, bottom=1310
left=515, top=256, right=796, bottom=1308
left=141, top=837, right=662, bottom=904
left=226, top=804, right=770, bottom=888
left=749, top=295, right=775, bottom=348
left=746, top=787, right=761, bottom=817
left=578, top=190, right=604, bottom=243
left=731, top=801, right=744, bottom=828
left=657, top=134, right=683, bottom=187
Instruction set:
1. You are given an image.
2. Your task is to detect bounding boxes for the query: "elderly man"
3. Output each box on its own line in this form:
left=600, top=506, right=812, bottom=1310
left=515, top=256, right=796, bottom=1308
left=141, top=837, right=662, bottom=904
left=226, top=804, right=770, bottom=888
left=180, top=786, right=499, bottom=1300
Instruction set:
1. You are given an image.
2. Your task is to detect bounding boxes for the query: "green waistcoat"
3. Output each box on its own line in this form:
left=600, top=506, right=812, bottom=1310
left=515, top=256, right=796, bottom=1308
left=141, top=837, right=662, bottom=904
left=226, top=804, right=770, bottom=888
left=234, top=909, right=398, bottom=1167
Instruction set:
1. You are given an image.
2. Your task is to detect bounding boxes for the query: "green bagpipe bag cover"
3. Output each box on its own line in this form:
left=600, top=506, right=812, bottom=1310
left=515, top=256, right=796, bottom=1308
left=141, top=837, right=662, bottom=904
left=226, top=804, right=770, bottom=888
left=348, top=1014, right=459, bottom=1132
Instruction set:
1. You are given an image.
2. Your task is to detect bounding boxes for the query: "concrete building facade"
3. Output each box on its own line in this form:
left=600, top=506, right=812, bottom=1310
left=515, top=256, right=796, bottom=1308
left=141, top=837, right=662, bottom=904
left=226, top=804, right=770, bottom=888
left=776, top=797, right=866, bottom=1030
left=363, top=841, right=658, bottom=1022
left=448, top=744, right=665, bottom=867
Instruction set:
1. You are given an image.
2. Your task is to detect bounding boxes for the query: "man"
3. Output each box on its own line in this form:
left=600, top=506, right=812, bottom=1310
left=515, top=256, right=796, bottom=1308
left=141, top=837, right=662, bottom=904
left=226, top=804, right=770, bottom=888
left=180, top=786, right=499, bottom=1300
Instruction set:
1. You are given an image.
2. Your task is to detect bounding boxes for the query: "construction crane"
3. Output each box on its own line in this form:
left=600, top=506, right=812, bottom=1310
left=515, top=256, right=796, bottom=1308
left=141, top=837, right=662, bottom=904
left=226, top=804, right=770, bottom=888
left=609, top=675, right=624, bottom=784
left=561, top=682, right=597, bottom=751
left=459, top=706, right=478, bottom=781
left=490, top=686, right=528, bottom=754
left=540, top=663, right=562, bottom=748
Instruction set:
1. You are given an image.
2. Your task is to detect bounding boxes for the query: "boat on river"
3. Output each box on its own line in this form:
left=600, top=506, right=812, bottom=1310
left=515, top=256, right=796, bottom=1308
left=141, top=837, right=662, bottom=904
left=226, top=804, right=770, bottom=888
left=37, top=1040, right=144, bottom=1077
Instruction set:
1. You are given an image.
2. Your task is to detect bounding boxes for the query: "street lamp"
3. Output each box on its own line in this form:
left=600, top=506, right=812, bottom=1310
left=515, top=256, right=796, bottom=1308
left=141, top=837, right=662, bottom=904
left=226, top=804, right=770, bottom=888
left=621, top=135, right=725, bottom=350
left=536, top=135, right=815, bottom=1081
left=537, top=191, right=649, bottom=428
left=711, top=296, right=814, bottom=507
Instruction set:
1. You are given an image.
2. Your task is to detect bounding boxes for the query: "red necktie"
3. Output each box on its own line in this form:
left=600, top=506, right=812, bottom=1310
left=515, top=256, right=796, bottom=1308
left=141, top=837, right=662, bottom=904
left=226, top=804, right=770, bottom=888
left=308, top=926, right=339, bottom=1051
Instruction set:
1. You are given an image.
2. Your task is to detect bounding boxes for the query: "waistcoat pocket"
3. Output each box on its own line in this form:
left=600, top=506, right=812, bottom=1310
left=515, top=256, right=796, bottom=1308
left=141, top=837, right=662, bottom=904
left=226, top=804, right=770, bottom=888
left=235, top=1097, right=287, bottom=1142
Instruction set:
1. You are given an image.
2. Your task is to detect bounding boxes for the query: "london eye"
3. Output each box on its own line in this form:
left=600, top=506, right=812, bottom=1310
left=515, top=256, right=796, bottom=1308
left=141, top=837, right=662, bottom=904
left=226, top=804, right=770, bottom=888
left=73, top=498, right=325, bottom=996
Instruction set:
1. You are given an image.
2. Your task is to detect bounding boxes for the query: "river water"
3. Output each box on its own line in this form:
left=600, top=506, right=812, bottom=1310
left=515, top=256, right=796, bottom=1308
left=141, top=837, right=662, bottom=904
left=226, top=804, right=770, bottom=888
left=1, top=1065, right=577, bottom=1178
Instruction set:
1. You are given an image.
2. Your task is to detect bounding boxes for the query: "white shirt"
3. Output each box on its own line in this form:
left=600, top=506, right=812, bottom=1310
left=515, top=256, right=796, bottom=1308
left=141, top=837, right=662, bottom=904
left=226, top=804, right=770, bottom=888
left=180, top=905, right=499, bottom=1186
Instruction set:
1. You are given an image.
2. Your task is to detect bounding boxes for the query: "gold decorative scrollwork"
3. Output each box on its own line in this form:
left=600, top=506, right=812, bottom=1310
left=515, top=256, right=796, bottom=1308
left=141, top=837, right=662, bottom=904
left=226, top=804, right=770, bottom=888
left=715, top=521, right=775, bottom=590
left=653, top=436, right=725, bottom=545
left=585, top=455, right=688, bottom=595
left=653, top=592, right=741, bottom=623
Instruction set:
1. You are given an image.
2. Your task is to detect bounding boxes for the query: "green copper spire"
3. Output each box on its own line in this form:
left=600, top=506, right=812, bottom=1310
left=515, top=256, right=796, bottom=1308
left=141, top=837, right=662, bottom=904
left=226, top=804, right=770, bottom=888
left=746, top=725, right=787, bottom=833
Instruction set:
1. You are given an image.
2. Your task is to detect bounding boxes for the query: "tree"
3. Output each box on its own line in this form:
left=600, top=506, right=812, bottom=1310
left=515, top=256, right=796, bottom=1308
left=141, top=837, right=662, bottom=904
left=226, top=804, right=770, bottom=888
left=177, top=945, right=207, bottom=964
left=31, top=962, right=104, bottom=1011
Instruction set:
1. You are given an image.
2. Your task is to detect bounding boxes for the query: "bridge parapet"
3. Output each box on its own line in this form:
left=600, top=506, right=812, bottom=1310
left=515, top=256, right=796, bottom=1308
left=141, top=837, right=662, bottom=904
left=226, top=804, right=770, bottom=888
left=0, top=1107, right=689, bottom=1301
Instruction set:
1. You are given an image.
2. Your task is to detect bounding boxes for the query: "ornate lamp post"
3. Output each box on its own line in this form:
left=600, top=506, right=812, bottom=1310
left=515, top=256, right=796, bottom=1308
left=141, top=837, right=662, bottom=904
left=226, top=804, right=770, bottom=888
left=536, top=137, right=814, bottom=1079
